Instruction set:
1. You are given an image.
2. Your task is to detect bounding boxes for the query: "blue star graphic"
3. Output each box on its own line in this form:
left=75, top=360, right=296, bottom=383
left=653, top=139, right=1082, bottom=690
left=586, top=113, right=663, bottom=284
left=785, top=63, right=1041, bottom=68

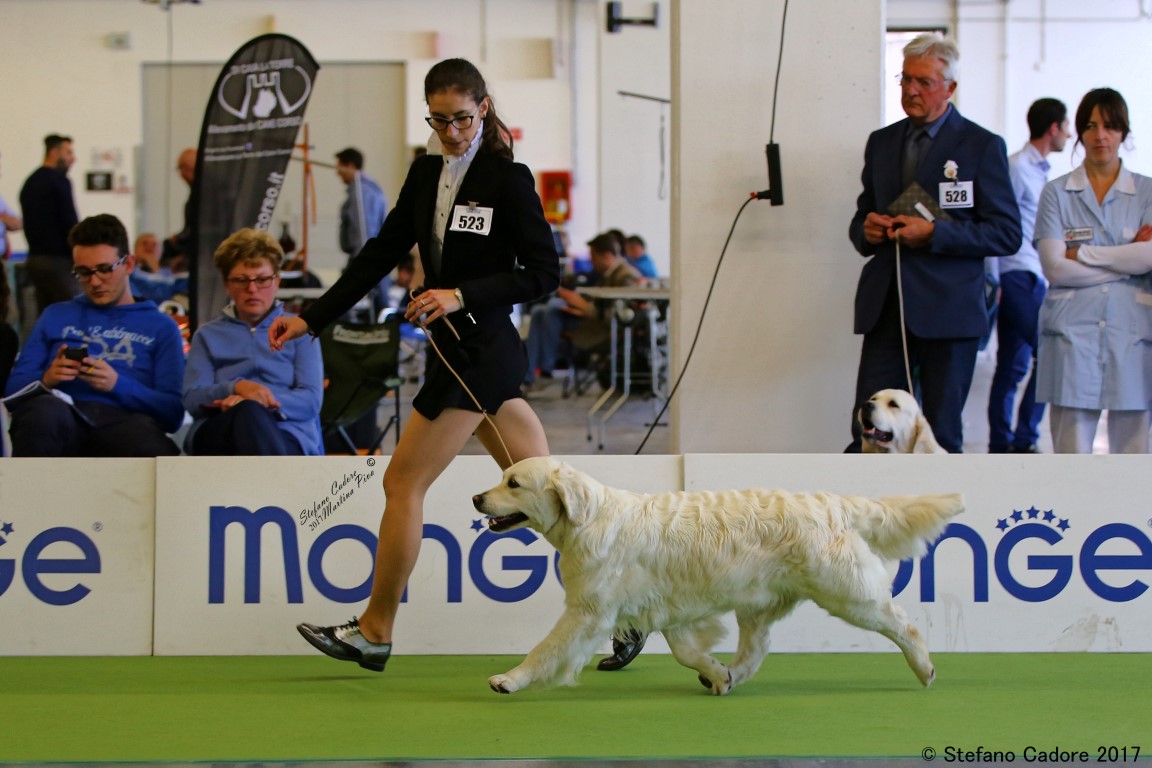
left=470, top=519, right=485, bottom=532
left=1043, top=510, right=1056, bottom=522
left=1027, top=507, right=1040, bottom=519
left=996, top=519, right=1009, bottom=531
left=1058, top=519, right=1071, bottom=531
left=0, top=522, right=13, bottom=535
left=1011, top=509, right=1024, bottom=523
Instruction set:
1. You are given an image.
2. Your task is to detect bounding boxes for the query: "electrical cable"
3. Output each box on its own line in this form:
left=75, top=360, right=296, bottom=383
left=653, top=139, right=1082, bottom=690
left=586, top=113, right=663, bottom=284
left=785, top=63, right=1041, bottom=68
left=768, top=0, right=788, bottom=144
left=634, top=196, right=755, bottom=453
left=634, top=0, right=789, bottom=454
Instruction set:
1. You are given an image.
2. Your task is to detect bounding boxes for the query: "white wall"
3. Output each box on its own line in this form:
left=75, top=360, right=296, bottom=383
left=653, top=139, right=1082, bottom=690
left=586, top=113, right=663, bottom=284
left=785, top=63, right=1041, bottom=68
left=889, top=0, right=1152, bottom=174
left=669, top=0, right=883, bottom=452
left=0, top=0, right=593, bottom=258
left=597, top=0, right=672, bottom=275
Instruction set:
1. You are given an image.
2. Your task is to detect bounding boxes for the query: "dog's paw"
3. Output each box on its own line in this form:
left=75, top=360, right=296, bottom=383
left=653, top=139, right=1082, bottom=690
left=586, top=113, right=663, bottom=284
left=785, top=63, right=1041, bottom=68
left=697, top=670, right=733, bottom=696
left=488, top=674, right=520, bottom=694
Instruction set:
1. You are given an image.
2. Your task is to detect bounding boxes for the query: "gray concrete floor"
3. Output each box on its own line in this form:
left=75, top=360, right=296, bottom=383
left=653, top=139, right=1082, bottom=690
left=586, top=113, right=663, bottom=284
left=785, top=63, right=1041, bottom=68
left=384, top=338, right=1055, bottom=457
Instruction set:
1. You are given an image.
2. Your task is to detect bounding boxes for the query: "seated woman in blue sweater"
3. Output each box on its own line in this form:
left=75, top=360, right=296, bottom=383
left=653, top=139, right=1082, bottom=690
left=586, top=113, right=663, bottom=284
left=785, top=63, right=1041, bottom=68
left=182, top=228, right=323, bottom=455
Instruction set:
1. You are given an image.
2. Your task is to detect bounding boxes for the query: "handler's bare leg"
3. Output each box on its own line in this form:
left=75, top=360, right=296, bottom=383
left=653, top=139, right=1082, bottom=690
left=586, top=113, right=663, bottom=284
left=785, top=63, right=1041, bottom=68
left=356, top=407, right=485, bottom=643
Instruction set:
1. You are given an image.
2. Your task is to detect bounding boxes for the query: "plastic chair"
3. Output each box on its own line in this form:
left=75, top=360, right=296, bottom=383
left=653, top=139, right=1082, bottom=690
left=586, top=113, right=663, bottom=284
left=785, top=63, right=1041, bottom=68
left=318, top=315, right=403, bottom=454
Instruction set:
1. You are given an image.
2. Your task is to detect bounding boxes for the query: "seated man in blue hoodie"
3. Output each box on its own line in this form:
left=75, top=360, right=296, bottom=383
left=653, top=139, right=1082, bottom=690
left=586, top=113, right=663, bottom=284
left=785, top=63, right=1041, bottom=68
left=4, top=214, right=185, bottom=456
left=182, top=228, right=323, bottom=455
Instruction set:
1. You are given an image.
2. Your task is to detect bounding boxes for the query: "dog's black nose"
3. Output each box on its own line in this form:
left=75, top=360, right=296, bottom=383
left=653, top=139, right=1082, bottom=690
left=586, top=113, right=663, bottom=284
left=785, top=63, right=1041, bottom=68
left=862, top=401, right=876, bottom=415
left=472, top=493, right=484, bottom=510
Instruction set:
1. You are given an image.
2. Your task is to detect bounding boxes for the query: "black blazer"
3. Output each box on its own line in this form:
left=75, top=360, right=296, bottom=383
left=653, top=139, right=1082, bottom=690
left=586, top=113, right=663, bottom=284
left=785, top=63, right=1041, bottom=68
left=302, top=151, right=560, bottom=334
left=848, top=107, right=1021, bottom=339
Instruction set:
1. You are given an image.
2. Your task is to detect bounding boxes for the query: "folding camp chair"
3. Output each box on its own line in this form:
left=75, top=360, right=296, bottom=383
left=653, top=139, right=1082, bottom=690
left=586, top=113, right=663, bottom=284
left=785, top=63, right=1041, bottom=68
left=318, top=315, right=403, bottom=454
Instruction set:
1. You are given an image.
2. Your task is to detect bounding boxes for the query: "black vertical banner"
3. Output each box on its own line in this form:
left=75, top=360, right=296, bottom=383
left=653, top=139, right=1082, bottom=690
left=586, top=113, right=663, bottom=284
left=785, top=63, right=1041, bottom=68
left=189, top=34, right=319, bottom=328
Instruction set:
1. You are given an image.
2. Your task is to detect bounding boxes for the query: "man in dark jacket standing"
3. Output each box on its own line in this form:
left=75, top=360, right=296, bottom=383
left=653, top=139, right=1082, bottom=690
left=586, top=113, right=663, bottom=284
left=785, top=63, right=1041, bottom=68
left=847, top=34, right=1021, bottom=453
left=20, top=134, right=80, bottom=313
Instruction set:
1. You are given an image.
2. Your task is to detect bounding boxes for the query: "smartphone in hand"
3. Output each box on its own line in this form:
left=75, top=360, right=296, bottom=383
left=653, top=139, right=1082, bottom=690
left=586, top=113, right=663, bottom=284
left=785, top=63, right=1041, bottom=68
left=62, top=346, right=89, bottom=362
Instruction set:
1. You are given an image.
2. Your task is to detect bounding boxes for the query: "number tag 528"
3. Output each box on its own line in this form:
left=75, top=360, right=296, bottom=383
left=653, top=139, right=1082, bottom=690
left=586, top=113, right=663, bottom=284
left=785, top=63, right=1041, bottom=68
left=939, top=181, right=974, bottom=209
left=450, top=204, right=494, bottom=236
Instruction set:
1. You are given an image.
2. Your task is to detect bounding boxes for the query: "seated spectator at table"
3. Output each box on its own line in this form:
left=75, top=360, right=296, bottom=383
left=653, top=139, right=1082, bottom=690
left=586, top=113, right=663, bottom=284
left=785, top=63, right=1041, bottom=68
left=624, top=234, right=659, bottom=279
left=182, top=228, right=323, bottom=456
left=523, top=232, right=641, bottom=391
left=3, top=214, right=185, bottom=456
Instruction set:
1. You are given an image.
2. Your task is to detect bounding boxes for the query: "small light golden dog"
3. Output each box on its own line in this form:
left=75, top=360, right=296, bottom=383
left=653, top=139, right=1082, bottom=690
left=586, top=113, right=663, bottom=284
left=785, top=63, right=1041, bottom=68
left=858, top=389, right=947, bottom=454
left=472, top=457, right=963, bottom=695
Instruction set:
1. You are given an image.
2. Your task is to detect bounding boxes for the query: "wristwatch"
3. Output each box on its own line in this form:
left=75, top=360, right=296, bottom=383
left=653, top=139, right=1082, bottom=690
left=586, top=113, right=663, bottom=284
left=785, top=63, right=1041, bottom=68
left=454, top=287, right=466, bottom=309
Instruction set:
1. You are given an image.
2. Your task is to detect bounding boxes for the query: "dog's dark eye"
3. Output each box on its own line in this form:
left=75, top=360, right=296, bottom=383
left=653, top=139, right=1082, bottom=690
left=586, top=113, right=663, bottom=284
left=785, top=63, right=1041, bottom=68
left=507, top=478, right=520, bottom=489
left=888, top=400, right=899, bottom=409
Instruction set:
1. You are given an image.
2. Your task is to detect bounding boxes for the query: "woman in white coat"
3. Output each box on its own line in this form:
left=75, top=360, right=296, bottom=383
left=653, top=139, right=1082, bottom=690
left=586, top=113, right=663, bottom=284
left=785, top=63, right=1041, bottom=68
left=1035, top=88, right=1152, bottom=453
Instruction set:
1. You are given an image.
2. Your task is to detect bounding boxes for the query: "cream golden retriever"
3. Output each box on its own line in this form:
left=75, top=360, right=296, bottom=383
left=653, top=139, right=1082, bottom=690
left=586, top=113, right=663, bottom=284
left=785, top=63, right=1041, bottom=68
left=858, top=389, right=947, bottom=454
left=471, top=457, right=963, bottom=695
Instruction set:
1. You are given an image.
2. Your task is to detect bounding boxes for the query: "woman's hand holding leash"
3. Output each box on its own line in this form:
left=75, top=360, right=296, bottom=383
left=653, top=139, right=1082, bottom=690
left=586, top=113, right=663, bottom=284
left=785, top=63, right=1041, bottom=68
left=405, top=288, right=464, bottom=327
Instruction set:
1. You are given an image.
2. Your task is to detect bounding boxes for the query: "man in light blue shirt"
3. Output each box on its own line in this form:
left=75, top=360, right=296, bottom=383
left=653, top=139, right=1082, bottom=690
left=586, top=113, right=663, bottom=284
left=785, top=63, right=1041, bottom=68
left=336, top=147, right=389, bottom=315
left=987, top=98, right=1068, bottom=453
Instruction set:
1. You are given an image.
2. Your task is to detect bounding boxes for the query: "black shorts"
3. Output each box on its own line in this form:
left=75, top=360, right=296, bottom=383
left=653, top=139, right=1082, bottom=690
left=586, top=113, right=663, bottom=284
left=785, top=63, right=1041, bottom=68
left=412, top=316, right=528, bottom=420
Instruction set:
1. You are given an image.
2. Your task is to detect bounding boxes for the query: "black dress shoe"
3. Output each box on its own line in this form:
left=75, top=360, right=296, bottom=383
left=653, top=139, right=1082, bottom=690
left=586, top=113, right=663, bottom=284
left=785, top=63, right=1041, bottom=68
left=297, top=617, right=392, bottom=672
left=1010, top=444, right=1040, bottom=454
left=597, top=629, right=647, bottom=671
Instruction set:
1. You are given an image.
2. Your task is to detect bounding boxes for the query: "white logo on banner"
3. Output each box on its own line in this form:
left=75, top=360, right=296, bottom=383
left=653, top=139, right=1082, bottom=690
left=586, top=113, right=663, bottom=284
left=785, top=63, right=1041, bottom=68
left=217, top=61, right=312, bottom=121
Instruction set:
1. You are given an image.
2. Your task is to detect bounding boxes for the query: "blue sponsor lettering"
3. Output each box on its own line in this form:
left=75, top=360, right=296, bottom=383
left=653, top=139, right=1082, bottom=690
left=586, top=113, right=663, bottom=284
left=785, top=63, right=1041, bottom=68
left=206, top=507, right=1150, bottom=606
left=0, top=527, right=101, bottom=606
left=468, top=529, right=549, bottom=602
left=208, top=505, right=559, bottom=605
left=1080, top=523, right=1152, bottom=602
left=209, top=505, right=302, bottom=603
left=893, top=521, right=1151, bottom=603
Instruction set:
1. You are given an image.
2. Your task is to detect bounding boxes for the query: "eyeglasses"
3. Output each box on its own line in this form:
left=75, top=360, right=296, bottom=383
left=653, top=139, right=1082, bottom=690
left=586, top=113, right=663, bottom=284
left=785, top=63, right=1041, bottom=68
left=424, top=111, right=478, bottom=132
left=226, top=274, right=278, bottom=289
left=896, top=73, right=951, bottom=91
left=71, top=254, right=127, bottom=281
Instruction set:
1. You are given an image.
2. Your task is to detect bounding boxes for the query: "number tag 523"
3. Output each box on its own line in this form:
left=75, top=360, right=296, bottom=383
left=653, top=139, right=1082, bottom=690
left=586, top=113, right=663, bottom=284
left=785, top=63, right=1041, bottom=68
left=939, top=181, right=974, bottom=209
left=450, top=204, right=494, bottom=236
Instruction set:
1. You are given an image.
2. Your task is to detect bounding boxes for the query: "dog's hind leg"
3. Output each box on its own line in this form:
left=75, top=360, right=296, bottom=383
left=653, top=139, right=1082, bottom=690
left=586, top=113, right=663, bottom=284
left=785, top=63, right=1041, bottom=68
left=664, top=617, right=732, bottom=695
left=815, top=594, right=935, bottom=687
left=728, top=599, right=797, bottom=688
left=489, top=607, right=610, bottom=694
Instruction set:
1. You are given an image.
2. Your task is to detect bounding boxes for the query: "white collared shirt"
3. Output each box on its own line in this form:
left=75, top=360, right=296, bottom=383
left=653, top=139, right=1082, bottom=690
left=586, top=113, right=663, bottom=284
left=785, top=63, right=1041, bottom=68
left=428, top=121, right=484, bottom=268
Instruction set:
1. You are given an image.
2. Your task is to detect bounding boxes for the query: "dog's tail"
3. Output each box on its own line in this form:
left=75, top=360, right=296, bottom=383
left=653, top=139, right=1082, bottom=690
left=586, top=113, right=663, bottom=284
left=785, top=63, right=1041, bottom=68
left=853, top=493, right=964, bottom=561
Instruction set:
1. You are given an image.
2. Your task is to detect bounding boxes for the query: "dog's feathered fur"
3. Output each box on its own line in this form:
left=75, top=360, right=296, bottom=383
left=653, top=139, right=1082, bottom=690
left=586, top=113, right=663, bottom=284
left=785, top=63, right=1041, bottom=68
left=858, top=388, right=948, bottom=454
left=472, top=457, right=963, bottom=695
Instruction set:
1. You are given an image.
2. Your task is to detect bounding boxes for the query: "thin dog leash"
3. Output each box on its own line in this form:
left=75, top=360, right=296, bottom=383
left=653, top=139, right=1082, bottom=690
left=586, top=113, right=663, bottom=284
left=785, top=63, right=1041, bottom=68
left=892, top=230, right=915, bottom=393
left=409, top=288, right=514, bottom=468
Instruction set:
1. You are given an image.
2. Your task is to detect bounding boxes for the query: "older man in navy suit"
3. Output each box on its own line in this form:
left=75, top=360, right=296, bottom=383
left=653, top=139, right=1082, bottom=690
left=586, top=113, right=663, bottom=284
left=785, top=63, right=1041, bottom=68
left=847, top=33, right=1021, bottom=453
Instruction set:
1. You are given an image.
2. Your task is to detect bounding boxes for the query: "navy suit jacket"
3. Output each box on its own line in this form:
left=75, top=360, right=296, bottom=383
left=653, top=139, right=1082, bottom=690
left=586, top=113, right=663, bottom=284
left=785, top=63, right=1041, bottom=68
left=303, top=151, right=560, bottom=335
left=848, top=107, right=1021, bottom=339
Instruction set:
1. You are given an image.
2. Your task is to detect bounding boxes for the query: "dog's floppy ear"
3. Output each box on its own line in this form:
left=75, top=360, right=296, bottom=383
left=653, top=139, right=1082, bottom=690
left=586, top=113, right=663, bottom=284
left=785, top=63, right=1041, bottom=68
left=547, top=461, right=596, bottom=527
left=911, top=413, right=942, bottom=454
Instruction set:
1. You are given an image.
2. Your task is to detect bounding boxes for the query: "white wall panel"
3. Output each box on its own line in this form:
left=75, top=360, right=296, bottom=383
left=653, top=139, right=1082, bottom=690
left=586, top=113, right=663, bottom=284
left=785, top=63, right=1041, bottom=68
left=0, top=459, right=155, bottom=655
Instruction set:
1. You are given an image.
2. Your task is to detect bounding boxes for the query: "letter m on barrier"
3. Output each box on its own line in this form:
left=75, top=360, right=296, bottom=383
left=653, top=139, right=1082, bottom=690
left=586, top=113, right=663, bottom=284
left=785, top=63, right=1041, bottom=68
left=208, top=505, right=303, bottom=604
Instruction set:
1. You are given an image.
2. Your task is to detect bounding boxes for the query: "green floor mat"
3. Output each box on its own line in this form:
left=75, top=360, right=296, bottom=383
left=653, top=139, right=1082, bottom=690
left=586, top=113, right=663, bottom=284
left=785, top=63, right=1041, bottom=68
left=0, top=653, right=1147, bottom=762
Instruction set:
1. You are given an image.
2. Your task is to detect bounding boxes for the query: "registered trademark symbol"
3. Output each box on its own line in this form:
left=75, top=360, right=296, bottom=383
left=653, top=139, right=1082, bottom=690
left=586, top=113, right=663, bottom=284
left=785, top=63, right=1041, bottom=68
left=92, top=522, right=103, bottom=533
left=1147, top=518, right=1152, bottom=528
left=367, top=458, right=376, bottom=467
